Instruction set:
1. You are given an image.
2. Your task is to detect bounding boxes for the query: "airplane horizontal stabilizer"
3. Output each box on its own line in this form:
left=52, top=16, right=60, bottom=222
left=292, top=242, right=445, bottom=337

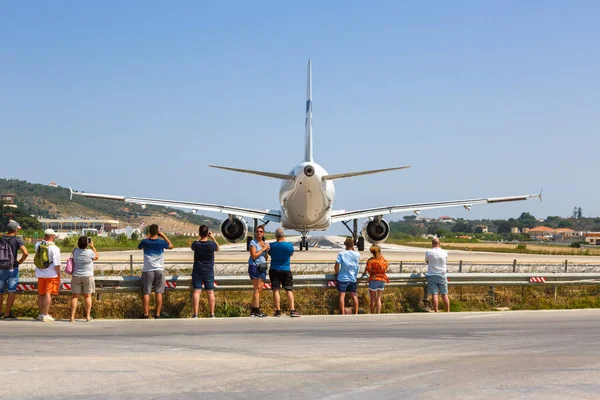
left=208, top=165, right=294, bottom=180
left=323, top=166, right=411, bottom=180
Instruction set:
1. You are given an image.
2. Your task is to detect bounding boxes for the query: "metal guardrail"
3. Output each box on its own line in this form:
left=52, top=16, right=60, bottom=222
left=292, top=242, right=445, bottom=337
left=14, top=272, right=600, bottom=294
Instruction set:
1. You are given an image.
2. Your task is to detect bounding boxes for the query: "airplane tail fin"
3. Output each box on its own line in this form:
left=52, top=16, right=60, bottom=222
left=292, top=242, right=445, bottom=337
left=323, top=165, right=411, bottom=180
left=208, top=165, right=294, bottom=180
left=305, top=59, right=313, bottom=163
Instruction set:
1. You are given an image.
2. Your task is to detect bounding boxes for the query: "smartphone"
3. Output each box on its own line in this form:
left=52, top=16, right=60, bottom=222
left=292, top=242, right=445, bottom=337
left=87, top=237, right=92, bottom=244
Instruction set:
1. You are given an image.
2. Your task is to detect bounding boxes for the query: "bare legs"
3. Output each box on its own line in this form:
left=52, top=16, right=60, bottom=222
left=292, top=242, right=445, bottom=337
left=193, top=289, right=215, bottom=316
left=70, top=294, right=93, bottom=320
left=431, top=294, right=450, bottom=312
left=0, top=293, right=17, bottom=317
left=272, top=289, right=295, bottom=312
left=369, top=290, right=383, bottom=314
left=339, top=292, right=359, bottom=315
left=251, top=279, right=263, bottom=308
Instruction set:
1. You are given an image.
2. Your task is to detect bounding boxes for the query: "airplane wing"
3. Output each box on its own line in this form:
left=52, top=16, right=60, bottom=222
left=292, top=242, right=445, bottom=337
left=330, top=192, right=542, bottom=223
left=70, top=188, right=281, bottom=222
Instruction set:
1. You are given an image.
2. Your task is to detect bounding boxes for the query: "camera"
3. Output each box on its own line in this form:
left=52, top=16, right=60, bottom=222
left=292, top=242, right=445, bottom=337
left=87, top=237, right=92, bottom=244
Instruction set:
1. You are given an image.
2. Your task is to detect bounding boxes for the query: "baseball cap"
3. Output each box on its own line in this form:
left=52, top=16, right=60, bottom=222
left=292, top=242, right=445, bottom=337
left=7, top=220, right=21, bottom=231
left=44, top=229, right=56, bottom=236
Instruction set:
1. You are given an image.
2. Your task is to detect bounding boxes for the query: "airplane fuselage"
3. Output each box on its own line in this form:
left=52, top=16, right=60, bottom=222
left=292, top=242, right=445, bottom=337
left=279, top=162, right=335, bottom=231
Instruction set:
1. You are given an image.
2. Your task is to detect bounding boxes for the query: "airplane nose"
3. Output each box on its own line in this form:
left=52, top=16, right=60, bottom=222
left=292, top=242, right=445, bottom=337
left=304, top=165, right=315, bottom=177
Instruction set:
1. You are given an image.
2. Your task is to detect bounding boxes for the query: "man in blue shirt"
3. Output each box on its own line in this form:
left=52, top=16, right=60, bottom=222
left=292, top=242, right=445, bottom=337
left=191, top=225, right=220, bottom=318
left=334, top=237, right=360, bottom=315
left=138, top=224, right=173, bottom=318
left=268, top=228, right=300, bottom=317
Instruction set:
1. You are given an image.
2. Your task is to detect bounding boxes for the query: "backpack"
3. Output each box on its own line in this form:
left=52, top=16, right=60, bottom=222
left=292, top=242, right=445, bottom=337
left=34, top=241, right=54, bottom=269
left=0, top=236, right=15, bottom=269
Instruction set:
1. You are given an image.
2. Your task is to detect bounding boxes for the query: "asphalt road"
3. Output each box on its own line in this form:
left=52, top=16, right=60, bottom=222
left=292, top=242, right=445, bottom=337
left=2, top=309, right=600, bottom=399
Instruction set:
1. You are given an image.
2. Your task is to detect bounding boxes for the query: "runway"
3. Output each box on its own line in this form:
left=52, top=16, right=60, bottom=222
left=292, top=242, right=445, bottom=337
left=92, top=235, right=600, bottom=264
left=1, top=309, right=600, bottom=399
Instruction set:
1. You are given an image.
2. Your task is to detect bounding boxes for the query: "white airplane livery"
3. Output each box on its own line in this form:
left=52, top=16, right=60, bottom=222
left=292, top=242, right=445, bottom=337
left=72, top=60, right=541, bottom=251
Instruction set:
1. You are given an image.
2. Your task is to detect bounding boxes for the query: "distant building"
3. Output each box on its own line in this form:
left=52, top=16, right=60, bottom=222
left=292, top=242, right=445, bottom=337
left=584, top=233, right=600, bottom=246
left=1, top=193, right=17, bottom=209
left=522, top=227, right=530, bottom=234
left=476, top=225, right=488, bottom=234
left=528, top=226, right=555, bottom=240
left=554, top=228, right=577, bottom=238
left=439, top=216, right=455, bottom=223
left=48, top=182, right=58, bottom=187
left=511, top=227, right=520, bottom=234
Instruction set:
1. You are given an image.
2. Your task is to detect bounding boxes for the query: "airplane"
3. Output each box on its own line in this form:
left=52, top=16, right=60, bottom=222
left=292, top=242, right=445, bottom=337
left=71, top=60, right=541, bottom=251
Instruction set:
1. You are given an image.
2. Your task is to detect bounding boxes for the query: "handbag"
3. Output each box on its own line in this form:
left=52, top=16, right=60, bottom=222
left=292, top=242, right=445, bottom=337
left=65, top=249, right=74, bottom=275
left=256, top=263, right=268, bottom=273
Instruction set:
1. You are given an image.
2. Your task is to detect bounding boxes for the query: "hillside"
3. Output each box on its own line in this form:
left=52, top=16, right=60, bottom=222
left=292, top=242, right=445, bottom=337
left=0, top=179, right=221, bottom=234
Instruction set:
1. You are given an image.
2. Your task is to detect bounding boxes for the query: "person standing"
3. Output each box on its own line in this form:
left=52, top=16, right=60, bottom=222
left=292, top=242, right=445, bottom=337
left=268, top=228, right=300, bottom=317
left=363, top=244, right=389, bottom=314
left=248, top=225, right=269, bottom=318
left=0, top=220, right=28, bottom=319
left=34, top=229, right=61, bottom=322
left=69, top=236, right=99, bottom=322
left=425, top=237, right=450, bottom=312
left=191, top=225, right=220, bottom=318
left=138, top=224, right=173, bottom=318
left=334, top=237, right=360, bottom=315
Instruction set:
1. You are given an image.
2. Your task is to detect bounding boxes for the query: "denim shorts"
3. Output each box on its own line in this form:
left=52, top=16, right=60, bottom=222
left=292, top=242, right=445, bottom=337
left=368, top=280, right=385, bottom=291
left=193, top=273, right=215, bottom=291
left=248, top=264, right=267, bottom=281
left=0, top=268, right=19, bottom=294
left=337, top=280, right=357, bottom=293
left=427, top=275, right=448, bottom=295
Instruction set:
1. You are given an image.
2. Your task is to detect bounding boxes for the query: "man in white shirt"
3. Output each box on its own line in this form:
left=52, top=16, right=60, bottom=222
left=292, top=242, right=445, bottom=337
left=425, top=237, right=450, bottom=312
left=34, top=229, right=61, bottom=322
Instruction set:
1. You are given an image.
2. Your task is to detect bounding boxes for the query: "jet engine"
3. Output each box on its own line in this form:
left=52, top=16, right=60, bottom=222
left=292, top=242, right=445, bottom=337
left=361, top=218, right=390, bottom=244
left=220, top=216, right=248, bottom=244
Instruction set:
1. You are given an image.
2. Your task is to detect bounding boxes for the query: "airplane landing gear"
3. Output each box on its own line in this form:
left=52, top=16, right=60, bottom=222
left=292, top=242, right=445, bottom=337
left=341, top=219, right=365, bottom=251
left=299, top=231, right=309, bottom=251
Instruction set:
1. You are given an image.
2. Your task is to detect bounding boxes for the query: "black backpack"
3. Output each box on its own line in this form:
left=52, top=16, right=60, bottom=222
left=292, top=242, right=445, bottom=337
left=0, top=236, right=16, bottom=268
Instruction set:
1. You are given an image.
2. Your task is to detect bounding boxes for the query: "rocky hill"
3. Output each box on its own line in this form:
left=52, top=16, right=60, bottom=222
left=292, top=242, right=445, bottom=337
left=0, top=179, right=221, bottom=234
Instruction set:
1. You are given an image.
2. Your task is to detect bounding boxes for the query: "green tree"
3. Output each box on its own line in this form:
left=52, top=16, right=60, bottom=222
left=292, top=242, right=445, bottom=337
left=452, top=219, right=472, bottom=233
left=517, top=212, right=537, bottom=228
left=577, top=207, right=583, bottom=219
left=558, top=220, right=573, bottom=228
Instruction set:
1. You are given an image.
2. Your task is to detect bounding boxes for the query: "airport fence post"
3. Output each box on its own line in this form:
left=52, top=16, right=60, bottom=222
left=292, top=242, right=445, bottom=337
left=399, top=261, right=403, bottom=273
left=512, top=259, right=517, bottom=273
left=564, top=260, right=568, bottom=273
left=129, top=255, right=133, bottom=276
left=459, top=260, right=463, bottom=273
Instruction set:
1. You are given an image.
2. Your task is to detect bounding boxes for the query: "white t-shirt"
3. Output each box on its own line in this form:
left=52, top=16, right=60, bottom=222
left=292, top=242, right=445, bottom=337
left=73, top=248, right=95, bottom=277
left=35, top=241, right=61, bottom=278
left=425, top=247, right=448, bottom=276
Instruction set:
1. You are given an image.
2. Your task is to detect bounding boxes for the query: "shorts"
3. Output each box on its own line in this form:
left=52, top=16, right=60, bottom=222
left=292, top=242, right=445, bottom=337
left=248, top=264, right=267, bottom=281
left=269, top=269, right=293, bottom=291
left=0, top=268, right=19, bottom=294
left=142, top=270, right=166, bottom=295
left=337, top=280, right=357, bottom=293
left=192, top=273, right=215, bottom=291
left=427, top=275, right=448, bottom=295
left=71, top=276, right=96, bottom=295
left=38, top=277, right=60, bottom=295
left=368, top=280, right=386, bottom=291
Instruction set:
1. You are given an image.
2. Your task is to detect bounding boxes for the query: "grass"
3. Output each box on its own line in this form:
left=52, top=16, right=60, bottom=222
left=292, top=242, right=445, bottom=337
left=6, top=285, right=600, bottom=320
left=388, top=240, right=600, bottom=256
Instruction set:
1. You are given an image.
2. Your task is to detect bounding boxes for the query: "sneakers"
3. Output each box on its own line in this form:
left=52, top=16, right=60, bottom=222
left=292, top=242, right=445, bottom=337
left=154, top=314, right=162, bottom=319
left=36, top=314, right=43, bottom=321
left=290, top=310, right=301, bottom=318
left=42, top=315, right=54, bottom=322
left=2, top=312, right=17, bottom=320
left=192, top=314, right=198, bottom=319
left=251, top=308, right=267, bottom=318
left=273, top=310, right=282, bottom=317
left=210, top=315, right=216, bottom=319
left=140, top=315, right=151, bottom=319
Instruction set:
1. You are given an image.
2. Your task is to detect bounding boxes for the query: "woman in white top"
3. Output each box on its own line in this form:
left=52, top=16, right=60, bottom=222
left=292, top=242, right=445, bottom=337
left=69, top=236, right=99, bottom=321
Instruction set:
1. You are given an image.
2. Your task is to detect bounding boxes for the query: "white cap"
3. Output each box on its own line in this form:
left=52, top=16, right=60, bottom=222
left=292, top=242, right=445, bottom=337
left=44, top=229, right=56, bottom=236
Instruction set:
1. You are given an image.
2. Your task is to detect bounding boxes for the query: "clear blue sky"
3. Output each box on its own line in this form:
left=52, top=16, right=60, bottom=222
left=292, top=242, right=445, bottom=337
left=2, top=1, right=599, bottom=232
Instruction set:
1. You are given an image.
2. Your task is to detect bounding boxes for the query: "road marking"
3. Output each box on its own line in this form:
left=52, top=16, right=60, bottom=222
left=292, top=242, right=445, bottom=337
left=318, top=369, right=445, bottom=399
left=461, top=313, right=505, bottom=319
